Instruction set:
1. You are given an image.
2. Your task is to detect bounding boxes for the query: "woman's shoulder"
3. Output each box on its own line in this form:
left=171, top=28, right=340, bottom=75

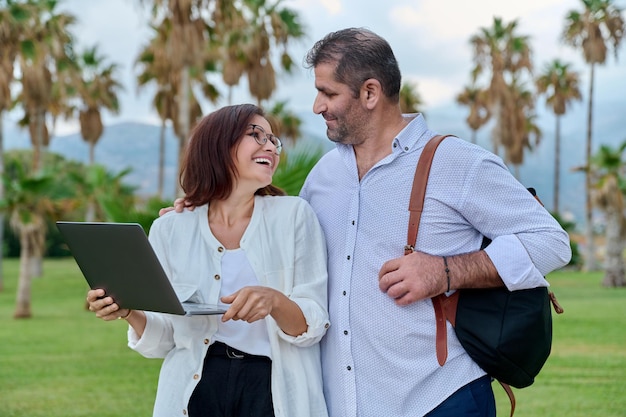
left=151, top=204, right=207, bottom=231
left=256, top=195, right=316, bottom=217
left=257, top=194, right=308, bottom=207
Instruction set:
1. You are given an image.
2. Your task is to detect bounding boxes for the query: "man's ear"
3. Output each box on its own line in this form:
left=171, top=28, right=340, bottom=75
left=361, top=78, right=381, bottom=109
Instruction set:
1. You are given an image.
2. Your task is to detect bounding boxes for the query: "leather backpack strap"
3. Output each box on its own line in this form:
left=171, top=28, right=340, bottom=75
left=407, top=135, right=518, bottom=416
left=405, top=135, right=451, bottom=254
left=406, top=134, right=453, bottom=366
left=500, top=381, right=516, bottom=417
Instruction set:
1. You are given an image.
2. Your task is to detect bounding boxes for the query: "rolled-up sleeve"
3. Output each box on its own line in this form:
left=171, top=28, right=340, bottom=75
left=127, top=311, right=175, bottom=358
left=484, top=232, right=570, bottom=291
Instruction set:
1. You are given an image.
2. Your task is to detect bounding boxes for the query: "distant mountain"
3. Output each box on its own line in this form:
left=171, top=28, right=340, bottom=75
left=3, top=119, right=331, bottom=201
left=5, top=121, right=181, bottom=199
left=4, top=100, right=625, bottom=229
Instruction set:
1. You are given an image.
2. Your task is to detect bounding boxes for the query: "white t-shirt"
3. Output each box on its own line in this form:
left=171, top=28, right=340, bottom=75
left=213, top=248, right=271, bottom=358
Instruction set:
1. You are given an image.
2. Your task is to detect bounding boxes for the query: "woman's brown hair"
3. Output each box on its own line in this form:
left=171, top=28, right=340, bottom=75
left=179, top=103, right=285, bottom=208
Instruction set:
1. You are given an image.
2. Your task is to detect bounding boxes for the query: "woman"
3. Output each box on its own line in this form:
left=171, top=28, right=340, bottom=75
left=86, top=104, right=330, bottom=417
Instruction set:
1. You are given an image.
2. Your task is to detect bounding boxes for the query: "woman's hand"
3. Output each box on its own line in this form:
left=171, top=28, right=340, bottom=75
left=221, top=286, right=307, bottom=336
left=86, top=288, right=147, bottom=336
left=86, top=288, right=130, bottom=321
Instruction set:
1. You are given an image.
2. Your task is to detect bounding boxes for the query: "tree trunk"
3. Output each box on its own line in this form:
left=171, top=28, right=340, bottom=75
left=0, top=214, right=4, bottom=292
left=176, top=67, right=191, bottom=198
left=89, top=141, right=95, bottom=165
left=29, top=226, right=45, bottom=278
left=33, top=108, right=46, bottom=173
left=0, top=114, right=5, bottom=292
left=87, top=144, right=96, bottom=222
left=158, top=119, right=166, bottom=199
left=602, top=209, right=626, bottom=287
left=583, top=64, right=597, bottom=271
left=85, top=201, right=96, bottom=222
left=14, top=228, right=34, bottom=318
left=553, top=115, right=561, bottom=214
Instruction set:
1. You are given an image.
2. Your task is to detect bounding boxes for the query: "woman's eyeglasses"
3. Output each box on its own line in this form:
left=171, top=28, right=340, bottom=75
left=247, top=124, right=282, bottom=155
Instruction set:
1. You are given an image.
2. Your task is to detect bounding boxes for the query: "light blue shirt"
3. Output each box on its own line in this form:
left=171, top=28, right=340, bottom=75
left=300, top=114, right=571, bottom=417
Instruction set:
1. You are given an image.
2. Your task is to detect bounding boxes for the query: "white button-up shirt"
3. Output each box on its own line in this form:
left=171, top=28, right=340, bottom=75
left=300, top=114, right=571, bottom=417
left=127, top=196, right=330, bottom=417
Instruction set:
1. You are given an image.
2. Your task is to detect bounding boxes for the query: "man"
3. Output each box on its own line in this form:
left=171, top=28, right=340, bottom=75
left=298, top=28, right=571, bottom=417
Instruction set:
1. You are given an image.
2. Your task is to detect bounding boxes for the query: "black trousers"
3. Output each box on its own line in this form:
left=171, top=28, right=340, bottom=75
left=188, top=342, right=275, bottom=417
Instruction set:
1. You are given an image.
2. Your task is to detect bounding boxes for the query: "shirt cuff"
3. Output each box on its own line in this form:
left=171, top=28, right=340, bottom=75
left=483, top=235, right=549, bottom=291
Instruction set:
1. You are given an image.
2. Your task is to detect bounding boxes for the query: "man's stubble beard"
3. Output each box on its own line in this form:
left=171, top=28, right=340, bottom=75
left=326, top=110, right=368, bottom=146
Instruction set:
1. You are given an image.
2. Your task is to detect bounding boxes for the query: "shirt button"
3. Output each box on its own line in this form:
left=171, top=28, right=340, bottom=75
left=214, top=274, right=220, bottom=280
left=342, top=291, right=347, bottom=296
left=347, top=255, right=351, bottom=260
left=325, top=323, right=330, bottom=328
left=183, top=410, right=188, bottom=415
left=343, top=330, right=348, bottom=335
left=193, top=374, right=199, bottom=380
left=404, top=146, right=409, bottom=151
left=204, top=339, right=209, bottom=344
left=218, top=246, right=224, bottom=252
left=393, top=143, right=398, bottom=148
left=347, top=366, right=352, bottom=371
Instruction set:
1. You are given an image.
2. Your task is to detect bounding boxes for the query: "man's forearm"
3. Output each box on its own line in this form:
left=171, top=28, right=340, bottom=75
left=447, top=250, right=504, bottom=290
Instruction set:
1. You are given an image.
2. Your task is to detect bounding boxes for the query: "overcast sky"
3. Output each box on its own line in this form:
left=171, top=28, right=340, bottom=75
left=7, top=0, right=626, bottom=139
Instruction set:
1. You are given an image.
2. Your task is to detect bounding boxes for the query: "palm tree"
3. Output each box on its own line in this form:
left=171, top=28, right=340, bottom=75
left=75, top=46, right=122, bottom=165
left=563, top=0, right=625, bottom=271
left=470, top=17, right=533, bottom=157
left=399, top=81, right=424, bottom=115
left=16, top=0, right=76, bottom=173
left=72, top=46, right=123, bottom=222
left=213, top=0, right=306, bottom=106
left=137, top=3, right=221, bottom=196
left=69, top=164, right=136, bottom=223
left=456, top=79, right=491, bottom=144
left=212, top=1, right=246, bottom=105
left=589, top=141, right=626, bottom=287
left=497, top=78, right=540, bottom=178
left=0, top=159, right=71, bottom=318
left=536, top=59, right=582, bottom=214
left=0, top=0, right=31, bottom=291
left=139, top=1, right=219, bottom=196
left=2, top=0, right=75, bottom=283
left=136, top=21, right=178, bottom=199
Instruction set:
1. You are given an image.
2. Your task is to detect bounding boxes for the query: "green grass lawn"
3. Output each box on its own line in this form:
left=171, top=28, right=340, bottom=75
left=1, top=258, right=625, bottom=417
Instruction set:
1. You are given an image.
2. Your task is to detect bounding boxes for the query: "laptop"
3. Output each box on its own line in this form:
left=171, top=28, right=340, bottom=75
left=57, top=221, right=227, bottom=316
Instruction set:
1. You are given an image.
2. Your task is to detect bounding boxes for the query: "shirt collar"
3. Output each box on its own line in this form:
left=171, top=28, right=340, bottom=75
left=334, top=112, right=434, bottom=171
left=392, top=113, right=431, bottom=154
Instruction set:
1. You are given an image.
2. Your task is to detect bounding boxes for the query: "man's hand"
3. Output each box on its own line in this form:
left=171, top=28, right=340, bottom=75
left=158, top=197, right=189, bottom=216
left=378, top=251, right=447, bottom=305
left=379, top=250, right=502, bottom=305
